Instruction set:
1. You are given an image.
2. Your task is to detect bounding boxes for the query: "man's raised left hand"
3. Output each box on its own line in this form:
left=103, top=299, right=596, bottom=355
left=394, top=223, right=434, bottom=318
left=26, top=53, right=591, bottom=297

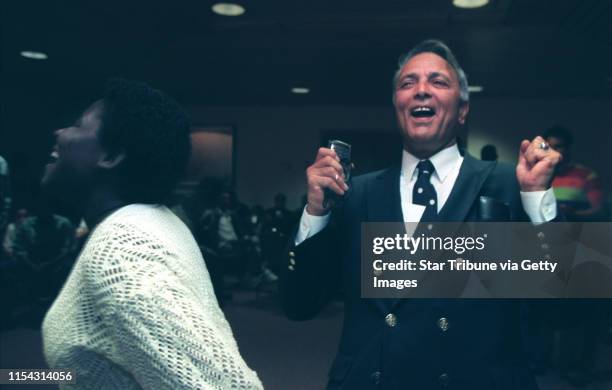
left=516, top=136, right=562, bottom=192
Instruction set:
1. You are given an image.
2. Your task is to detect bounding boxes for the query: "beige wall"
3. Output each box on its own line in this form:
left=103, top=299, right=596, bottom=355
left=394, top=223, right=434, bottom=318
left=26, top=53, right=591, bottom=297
left=189, top=106, right=398, bottom=208
left=189, top=98, right=611, bottom=209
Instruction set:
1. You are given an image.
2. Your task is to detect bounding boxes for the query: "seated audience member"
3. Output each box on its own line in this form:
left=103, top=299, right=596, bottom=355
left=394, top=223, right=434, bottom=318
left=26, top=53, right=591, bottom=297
left=202, top=189, right=249, bottom=263
left=3, top=208, right=28, bottom=259
left=41, top=78, right=262, bottom=389
left=544, top=126, right=607, bottom=221
left=0, top=155, right=11, bottom=258
left=261, top=193, right=293, bottom=276
left=12, top=197, right=75, bottom=303
left=267, top=193, right=293, bottom=234
left=241, top=205, right=269, bottom=287
left=198, top=188, right=251, bottom=297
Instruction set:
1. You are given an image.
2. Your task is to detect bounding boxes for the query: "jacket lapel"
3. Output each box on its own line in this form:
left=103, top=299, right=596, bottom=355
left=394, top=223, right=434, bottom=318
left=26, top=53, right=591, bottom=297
left=364, top=165, right=403, bottom=314
left=366, top=164, right=403, bottom=223
left=437, top=154, right=496, bottom=222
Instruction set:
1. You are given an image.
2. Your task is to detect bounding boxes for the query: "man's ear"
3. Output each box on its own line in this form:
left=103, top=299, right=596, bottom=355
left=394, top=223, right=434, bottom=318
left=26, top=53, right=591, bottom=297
left=458, top=101, right=469, bottom=125
left=97, top=150, right=125, bottom=170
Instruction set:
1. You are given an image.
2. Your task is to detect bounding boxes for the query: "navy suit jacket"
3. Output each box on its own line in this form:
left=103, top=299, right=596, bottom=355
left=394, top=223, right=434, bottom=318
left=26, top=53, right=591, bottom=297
left=280, top=154, right=543, bottom=390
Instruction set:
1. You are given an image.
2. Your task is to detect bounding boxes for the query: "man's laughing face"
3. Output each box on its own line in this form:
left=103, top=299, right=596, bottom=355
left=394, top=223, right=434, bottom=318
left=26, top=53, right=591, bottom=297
left=393, top=52, right=469, bottom=157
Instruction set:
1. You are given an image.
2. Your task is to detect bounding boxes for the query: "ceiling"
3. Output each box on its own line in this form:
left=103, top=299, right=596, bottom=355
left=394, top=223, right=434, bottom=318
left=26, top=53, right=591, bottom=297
left=2, top=0, right=611, bottom=109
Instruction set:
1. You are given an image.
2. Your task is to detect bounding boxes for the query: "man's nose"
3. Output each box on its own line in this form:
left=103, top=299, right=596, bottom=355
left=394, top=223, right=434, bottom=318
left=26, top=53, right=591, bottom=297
left=414, top=81, right=431, bottom=100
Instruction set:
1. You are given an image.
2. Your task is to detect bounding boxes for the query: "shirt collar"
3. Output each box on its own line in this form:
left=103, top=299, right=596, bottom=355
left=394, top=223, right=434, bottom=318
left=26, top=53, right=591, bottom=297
left=401, top=143, right=462, bottom=182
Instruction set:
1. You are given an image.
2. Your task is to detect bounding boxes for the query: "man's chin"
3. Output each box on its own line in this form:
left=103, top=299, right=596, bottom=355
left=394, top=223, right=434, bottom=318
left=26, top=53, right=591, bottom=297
left=402, top=132, right=439, bottom=148
left=410, top=117, right=437, bottom=126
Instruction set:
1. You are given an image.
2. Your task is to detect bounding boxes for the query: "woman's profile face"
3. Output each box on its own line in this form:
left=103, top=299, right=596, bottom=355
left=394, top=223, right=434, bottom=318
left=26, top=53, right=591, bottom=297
left=42, top=101, right=106, bottom=197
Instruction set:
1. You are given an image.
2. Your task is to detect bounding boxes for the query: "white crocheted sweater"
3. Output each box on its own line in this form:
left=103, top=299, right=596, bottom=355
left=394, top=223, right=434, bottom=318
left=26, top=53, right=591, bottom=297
left=42, top=204, right=263, bottom=390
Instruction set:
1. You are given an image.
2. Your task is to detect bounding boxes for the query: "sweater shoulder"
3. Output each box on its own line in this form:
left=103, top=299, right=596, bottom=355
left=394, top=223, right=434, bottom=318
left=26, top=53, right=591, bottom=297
left=81, top=204, right=201, bottom=286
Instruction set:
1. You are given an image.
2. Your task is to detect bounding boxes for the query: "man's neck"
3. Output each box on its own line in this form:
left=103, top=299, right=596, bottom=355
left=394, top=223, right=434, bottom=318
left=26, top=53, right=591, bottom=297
left=404, top=140, right=458, bottom=160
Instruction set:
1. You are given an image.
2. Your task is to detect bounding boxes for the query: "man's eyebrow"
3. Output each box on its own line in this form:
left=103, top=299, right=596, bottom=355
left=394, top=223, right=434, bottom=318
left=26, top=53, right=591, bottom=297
left=428, top=71, right=451, bottom=81
left=398, top=71, right=452, bottom=82
left=399, top=73, right=418, bottom=80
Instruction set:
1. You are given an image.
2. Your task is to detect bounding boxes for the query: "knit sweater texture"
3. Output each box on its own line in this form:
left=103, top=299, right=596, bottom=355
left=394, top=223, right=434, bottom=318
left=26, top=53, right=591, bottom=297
left=43, top=204, right=263, bottom=389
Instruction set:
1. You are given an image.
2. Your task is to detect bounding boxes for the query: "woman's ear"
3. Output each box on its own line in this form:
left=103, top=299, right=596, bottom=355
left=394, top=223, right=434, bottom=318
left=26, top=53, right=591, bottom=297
left=97, top=150, right=125, bottom=170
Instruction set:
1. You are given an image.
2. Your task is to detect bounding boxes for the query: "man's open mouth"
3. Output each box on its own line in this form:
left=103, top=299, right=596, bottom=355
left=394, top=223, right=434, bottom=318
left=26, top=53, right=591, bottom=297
left=410, top=106, right=436, bottom=118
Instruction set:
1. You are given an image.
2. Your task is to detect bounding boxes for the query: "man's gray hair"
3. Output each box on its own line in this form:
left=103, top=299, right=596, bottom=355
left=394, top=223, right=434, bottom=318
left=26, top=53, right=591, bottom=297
left=392, top=39, right=470, bottom=103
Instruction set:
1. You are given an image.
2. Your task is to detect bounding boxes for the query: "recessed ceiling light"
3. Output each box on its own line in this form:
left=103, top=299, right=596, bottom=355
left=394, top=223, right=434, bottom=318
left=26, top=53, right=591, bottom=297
left=211, top=3, right=245, bottom=16
left=453, top=0, right=489, bottom=9
left=291, top=87, right=310, bottom=94
left=20, top=51, right=48, bottom=60
left=468, top=85, right=484, bottom=93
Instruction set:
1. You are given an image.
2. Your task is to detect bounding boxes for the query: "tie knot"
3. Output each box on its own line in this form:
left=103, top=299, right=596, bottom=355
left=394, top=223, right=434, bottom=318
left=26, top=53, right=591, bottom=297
left=417, top=160, right=435, bottom=177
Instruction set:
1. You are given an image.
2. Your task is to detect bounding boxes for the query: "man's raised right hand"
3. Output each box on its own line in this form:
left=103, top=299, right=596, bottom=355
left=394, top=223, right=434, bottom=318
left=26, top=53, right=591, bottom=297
left=305, top=147, right=349, bottom=216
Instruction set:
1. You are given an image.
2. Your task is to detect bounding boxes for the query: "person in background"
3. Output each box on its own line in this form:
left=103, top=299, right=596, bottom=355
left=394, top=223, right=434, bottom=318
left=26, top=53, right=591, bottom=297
left=198, top=188, right=250, bottom=301
left=0, top=155, right=11, bottom=255
left=1, top=206, right=29, bottom=328
left=12, top=199, right=75, bottom=272
left=262, top=193, right=293, bottom=277
left=12, top=196, right=75, bottom=312
left=3, top=208, right=28, bottom=259
left=267, top=193, right=293, bottom=234
left=41, top=78, right=262, bottom=389
left=480, top=144, right=498, bottom=161
left=544, top=125, right=606, bottom=221
left=243, top=204, right=279, bottom=287
left=0, top=155, right=15, bottom=327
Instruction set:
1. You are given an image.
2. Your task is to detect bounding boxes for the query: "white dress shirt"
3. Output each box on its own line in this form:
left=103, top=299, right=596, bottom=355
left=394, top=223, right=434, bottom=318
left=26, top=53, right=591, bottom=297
left=295, top=144, right=557, bottom=245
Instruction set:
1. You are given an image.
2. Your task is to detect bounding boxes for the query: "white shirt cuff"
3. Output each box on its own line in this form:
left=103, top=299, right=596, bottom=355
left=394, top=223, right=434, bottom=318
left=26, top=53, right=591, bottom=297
left=294, top=206, right=330, bottom=245
left=520, top=188, right=557, bottom=224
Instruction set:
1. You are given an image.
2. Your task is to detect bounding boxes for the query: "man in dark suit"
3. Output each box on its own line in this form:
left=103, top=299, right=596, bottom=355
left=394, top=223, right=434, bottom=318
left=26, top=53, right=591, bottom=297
left=280, top=40, right=562, bottom=389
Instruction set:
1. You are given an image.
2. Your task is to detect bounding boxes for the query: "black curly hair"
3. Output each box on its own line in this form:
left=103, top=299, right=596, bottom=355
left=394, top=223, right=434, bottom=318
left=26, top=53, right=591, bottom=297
left=98, top=78, right=191, bottom=205
left=543, top=125, right=574, bottom=147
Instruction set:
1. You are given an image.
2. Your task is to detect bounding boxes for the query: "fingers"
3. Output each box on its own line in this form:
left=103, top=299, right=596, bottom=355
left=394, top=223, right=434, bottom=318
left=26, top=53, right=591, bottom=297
left=516, top=136, right=563, bottom=191
left=305, top=148, right=349, bottom=215
left=306, top=166, right=348, bottom=194
left=518, top=139, right=530, bottom=167
left=312, top=155, right=344, bottom=174
left=310, top=147, right=346, bottom=186
left=315, top=147, right=339, bottom=163
left=313, top=175, right=348, bottom=195
left=519, top=139, right=530, bottom=155
left=522, top=136, right=543, bottom=167
left=522, top=136, right=561, bottom=168
left=318, top=167, right=349, bottom=186
left=314, top=148, right=343, bottom=170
